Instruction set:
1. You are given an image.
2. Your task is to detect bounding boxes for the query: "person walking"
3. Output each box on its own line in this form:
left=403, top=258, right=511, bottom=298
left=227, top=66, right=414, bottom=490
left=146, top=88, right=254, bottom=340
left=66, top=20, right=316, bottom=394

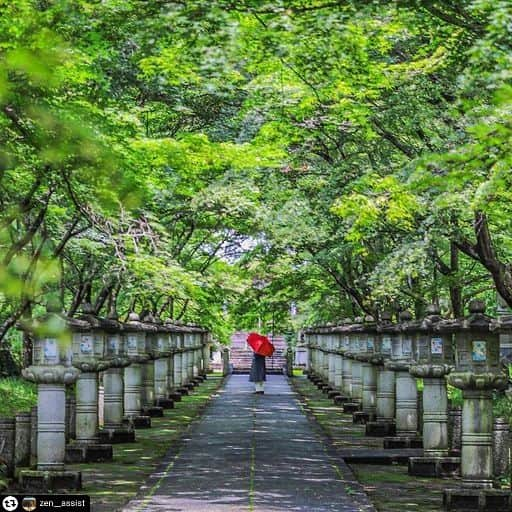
left=250, top=352, right=266, bottom=394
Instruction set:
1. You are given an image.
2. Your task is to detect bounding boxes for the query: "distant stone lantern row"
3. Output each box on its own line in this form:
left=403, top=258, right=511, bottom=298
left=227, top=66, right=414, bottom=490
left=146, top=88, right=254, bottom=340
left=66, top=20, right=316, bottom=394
left=304, top=300, right=510, bottom=506
left=18, top=304, right=210, bottom=492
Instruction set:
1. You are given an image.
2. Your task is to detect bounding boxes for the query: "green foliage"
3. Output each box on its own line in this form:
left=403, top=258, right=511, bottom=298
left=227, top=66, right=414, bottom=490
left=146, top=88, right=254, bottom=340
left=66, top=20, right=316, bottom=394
left=1, top=0, right=512, bottom=355
left=0, top=377, right=37, bottom=416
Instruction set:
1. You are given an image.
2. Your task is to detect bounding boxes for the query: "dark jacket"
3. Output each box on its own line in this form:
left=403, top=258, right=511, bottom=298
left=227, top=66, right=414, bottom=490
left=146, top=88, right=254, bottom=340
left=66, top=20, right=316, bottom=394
left=249, top=353, right=266, bottom=382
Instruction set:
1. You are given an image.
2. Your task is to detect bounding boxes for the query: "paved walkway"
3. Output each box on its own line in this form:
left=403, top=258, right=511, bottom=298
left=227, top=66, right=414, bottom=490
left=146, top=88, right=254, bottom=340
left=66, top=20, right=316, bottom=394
left=123, top=375, right=373, bottom=512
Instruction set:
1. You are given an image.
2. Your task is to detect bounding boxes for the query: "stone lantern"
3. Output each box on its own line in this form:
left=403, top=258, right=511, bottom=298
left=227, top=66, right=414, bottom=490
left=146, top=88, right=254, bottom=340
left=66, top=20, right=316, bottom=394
left=353, top=316, right=381, bottom=424
left=123, top=312, right=152, bottom=428
left=306, top=328, right=321, bottom=387
left=444, top=301, right=508, bottom=488
left=140, top=313, right=164, bottom=417
left=98, top=312, right=135, bottom=444
left=183, top=329, right=195, bottom=389
left=340, top=322, right=353, bottom=401
left=195, top=327, right=208, bottom=382
left=366, top=312, right=396, bottom=437
left=19, top=304, right=81, bottom=491
left=165, top=320, right=182, bottom=402
left=201, top=330, right=211, bottom=378
left=143, top=314, right=174, bottom=410
left=383, top=311, right=422, bottom=449
left=343, top=318, right=365, bottom=414
left=328, top=324, right=347, bottom=403
left=407, top=305, right=459, bottom=476
left=173, top=325, right=189, bottom=396
left=66, top=307, right=113, bottom=463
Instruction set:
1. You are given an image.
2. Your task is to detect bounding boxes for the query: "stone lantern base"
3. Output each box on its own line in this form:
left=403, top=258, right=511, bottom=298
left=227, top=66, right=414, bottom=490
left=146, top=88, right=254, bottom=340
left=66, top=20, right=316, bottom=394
left=65, top=442, right=113, bottom=463
left=383, top=436, right=423, bottom=449
left=98, top=425, right=136, bottom=444
left=443, top=488, right=511, bottom=511
left=408, top=456, right=460, bottom=477
left=155, top=397, right=175, bottom=409
left=19, top=470, right=81, bottom=492
left=333, top=395, right=350, bottom=405
left=353, top=411, right=375, bottom=424
left=343, top=402, right=362, bottom=414
left=169, top=390, right=183, bottom=402
left=327, top=389, right=342, bottom=400
left=141, top=405, right=164, bottom=418
left=365, top=421, right=396, bottom=437
left=126, top=415, right=152, bottom=429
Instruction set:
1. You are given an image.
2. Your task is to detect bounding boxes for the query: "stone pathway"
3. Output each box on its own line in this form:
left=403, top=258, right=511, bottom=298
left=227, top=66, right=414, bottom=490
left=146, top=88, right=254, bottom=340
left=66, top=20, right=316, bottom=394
left=123, top=375, right=373, bottom=512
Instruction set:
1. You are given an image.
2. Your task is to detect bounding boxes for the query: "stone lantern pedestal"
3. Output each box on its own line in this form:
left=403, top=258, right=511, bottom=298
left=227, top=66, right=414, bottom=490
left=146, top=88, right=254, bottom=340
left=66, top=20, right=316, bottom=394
left=353, top=317, right=380, bottom=424
left=406, top=306, right=459, bottom=476
left=66, top=314, right=113, bottom=463
left=383, top=312, right=421, bottom=449
left=123, top=312, right=151, bottom=429
left=140, top=314, right=164, bottom=417
left=408, top=365, right=459, bottom=476
left=443, top=301, right=510, bottom=511
left=343, top=320, right=364, bottom=414
left=20, top=365, right=82, bottom=490
left=145, top=316, right=174, bottom=409
left=366, top=320, right=396, bottom=437
left=99, top=316, right=135, bottom=444
left=18, top=307, right=82, bottom=491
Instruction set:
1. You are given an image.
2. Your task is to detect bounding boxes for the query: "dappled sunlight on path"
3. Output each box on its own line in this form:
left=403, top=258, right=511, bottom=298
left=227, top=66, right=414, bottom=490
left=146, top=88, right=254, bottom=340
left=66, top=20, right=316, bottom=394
left=123, top=375, right=373, bottom=512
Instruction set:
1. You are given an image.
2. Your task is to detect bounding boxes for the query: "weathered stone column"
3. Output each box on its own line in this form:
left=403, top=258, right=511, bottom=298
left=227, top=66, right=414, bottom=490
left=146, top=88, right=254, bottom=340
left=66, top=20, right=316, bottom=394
left=354, top=316, right=380, bottom=424
left=19, top=306, right=81, bottom=490
left=343, top=318, right=365, bottom=414
left=202, top=331, right=211, bottom=376
left=366, top=314, right=396, bottom=436
left=165, top=322, right=181, bottom=401
left=123, top=312, right=151, bottom=429
left=140, top=314, right=163, bottom=417
left=145, top=315, right=174, bottom=409
left=492, top=417, right=510, bottom=480
left=342, top=331, right=353, bottom=399
left=99, top=314, right=134, bottom=444
left=333, top=329, right=344, bottom=398
left=174, top=331, right=185, bottom=391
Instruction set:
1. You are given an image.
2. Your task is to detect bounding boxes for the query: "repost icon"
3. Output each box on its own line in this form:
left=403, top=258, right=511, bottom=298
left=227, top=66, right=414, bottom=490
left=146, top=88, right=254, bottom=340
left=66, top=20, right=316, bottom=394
left=1, top=496, right=18, bottom=512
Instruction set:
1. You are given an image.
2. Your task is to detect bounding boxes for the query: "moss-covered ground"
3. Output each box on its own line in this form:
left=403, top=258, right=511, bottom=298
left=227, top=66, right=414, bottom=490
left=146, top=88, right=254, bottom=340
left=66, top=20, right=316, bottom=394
left=291, top=373, right=452, bottom=512
left=66, top=374, right=224, bottom=512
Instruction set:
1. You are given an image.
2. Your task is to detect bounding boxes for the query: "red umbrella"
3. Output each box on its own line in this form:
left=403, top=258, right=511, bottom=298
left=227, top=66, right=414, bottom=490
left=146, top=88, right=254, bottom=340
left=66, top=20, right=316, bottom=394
left=247, top=332, right=275, bottom=357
